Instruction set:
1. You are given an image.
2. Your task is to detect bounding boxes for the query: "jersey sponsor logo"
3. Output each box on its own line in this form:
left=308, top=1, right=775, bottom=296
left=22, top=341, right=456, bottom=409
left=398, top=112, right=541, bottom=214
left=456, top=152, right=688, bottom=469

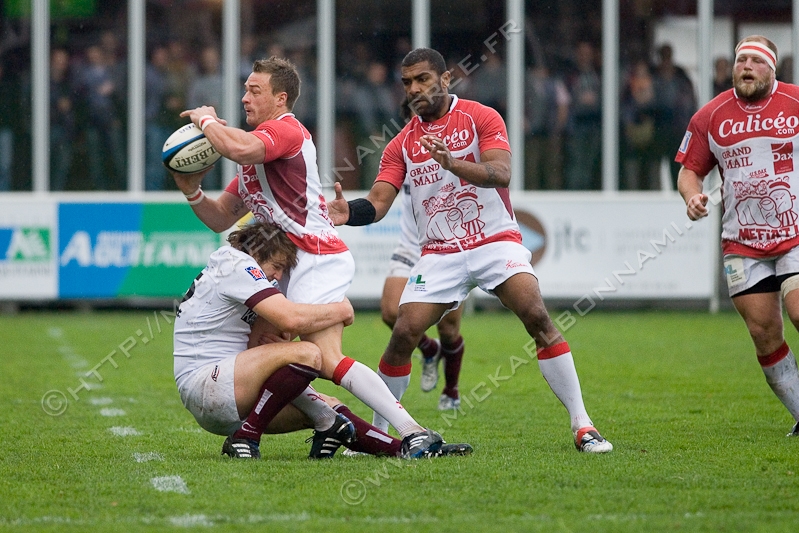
left=494, top=131, right=508, bottom=143
left=748, top=168, right=769, bottom=179
left=731, top=178, right=799, bottom=242
left=241, top=308, right=258, bottom=325
left=678, top=131, right=691, bottom=153
left=719, top=112, right=799, bottom=138
left=410, top=126, right=474, bottom=157
left=772, top=142, right=794, bottom=175
left=244, top=265, right=268, bottom=281
left=410, top=162, right=443, bottom=187
left=424, top=188, right=486, bottom=244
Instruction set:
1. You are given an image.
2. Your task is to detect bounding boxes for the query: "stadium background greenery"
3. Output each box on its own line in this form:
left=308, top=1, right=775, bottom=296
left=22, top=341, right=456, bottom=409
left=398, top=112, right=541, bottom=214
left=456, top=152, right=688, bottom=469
left=2, top=309, right=798, bottom=532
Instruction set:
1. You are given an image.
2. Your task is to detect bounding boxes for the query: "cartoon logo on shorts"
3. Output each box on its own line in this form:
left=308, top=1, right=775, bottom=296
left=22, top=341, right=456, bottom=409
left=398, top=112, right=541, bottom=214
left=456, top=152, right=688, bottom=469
left=245, top=266, right=268, bottom=281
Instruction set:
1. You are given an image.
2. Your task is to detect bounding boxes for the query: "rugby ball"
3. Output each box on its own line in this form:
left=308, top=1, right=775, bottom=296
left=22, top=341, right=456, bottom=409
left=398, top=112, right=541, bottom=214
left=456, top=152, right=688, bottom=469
left=162, top=123, right=222, bottom=173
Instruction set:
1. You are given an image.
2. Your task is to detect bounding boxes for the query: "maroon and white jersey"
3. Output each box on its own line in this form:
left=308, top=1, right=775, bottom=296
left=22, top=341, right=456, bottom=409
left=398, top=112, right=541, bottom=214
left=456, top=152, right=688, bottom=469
left=225, top=113, right=348, bottom=255
left=173, top=246, right=280, bottom=390
left=677, top=82, right=799, bottom=258
left=377, top=96, right=521, bottom=255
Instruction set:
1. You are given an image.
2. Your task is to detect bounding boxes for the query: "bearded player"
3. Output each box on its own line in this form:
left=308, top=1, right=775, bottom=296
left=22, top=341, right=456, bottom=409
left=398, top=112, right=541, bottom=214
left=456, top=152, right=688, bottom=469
left=677, top=35, right=799, bottom=436
left=329, top=48, right=612, bottom=453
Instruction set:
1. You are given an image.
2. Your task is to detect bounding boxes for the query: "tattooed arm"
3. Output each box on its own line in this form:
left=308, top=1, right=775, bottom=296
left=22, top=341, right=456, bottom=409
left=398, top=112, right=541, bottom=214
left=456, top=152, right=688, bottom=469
left=419, top=135, right=511, bottom=188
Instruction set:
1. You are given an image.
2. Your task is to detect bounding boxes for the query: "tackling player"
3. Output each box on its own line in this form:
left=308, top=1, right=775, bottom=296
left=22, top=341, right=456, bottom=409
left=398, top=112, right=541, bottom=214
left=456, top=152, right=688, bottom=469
left=174, top=221, right=472, bottom=459
left=170, top=56, right=445, bottom=458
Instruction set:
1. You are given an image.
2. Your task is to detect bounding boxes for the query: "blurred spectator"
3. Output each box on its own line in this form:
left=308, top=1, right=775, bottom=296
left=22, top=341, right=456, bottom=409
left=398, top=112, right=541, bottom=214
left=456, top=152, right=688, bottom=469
left=653, top=43, right=696, bottom=189
left=50, top=48, right=76, bottom=191
left=564, top=41, right=602, bottom=190
left=778, top=56, right=794, bottom=84
left=713, top=56, right=733, bottom=96
left=0, top=58, right=18, bottom=191
left=165, top=39, right=196, bottom=127
left=620, top=60, right=660, bottom=190
left=352, top=60, right=401, bottom=186
left=75, top=43, right=126, bottom=190
left=524, top=64, right=570, bottom=190
left=289, top=48, right=316, bottom=132
left=353, top=61, right=399, bottom=137
left=145, top=44, right=171, bottom=191
left=188, top=45, right=224, bottom=188
left=463, top=52, right=507, bottom=117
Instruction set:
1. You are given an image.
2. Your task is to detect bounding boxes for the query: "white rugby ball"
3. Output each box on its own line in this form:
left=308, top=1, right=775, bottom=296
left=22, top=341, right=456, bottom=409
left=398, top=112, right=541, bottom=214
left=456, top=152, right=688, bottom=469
left=162, top=122, right=222, bottom=173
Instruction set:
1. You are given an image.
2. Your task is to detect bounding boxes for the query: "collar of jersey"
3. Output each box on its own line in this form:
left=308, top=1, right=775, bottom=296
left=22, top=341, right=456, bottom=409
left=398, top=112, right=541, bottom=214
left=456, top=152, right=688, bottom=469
left=416, top=95, right=458, bottom=133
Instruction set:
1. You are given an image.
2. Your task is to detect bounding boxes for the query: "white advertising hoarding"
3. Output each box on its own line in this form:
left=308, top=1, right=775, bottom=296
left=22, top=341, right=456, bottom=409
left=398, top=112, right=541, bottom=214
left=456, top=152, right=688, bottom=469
left=338, top=192, right=719, bottom=301
left=0, top=198, right=58, bottom=299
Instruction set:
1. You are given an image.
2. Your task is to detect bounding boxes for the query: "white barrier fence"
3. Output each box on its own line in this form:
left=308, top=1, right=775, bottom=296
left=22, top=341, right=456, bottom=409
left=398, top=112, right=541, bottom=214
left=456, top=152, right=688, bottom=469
left=0, top=192, right=719, bottom=303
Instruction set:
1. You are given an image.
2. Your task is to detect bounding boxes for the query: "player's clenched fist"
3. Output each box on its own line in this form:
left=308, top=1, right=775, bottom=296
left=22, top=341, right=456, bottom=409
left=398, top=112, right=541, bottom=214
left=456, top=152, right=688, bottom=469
left=686, top=193, right=709, bottom=220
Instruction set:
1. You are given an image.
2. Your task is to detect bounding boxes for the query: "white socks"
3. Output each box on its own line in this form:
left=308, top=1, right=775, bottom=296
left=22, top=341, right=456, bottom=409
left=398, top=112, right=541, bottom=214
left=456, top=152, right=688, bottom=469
left=291, top=386, right=336, bottom=431
left=538, top=346, right=592, bottom=433
left=335, top=358, right=421, bottom=437
left=759, top=344, right=799, bottom=421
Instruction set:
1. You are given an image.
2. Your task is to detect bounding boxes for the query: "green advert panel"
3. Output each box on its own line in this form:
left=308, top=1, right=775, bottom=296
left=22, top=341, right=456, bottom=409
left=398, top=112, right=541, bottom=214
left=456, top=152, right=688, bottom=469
left=117, top=204, right=224, bottom=298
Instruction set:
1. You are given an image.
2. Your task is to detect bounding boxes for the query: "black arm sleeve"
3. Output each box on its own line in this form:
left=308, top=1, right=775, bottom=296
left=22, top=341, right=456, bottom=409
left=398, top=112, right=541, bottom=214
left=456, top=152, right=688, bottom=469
left=346, top=198, right=377, bottom=226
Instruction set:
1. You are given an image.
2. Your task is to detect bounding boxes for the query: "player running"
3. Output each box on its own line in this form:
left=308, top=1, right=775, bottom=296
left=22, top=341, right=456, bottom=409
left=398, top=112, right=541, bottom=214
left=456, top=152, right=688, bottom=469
left=677, top=35, right=799, bottom=436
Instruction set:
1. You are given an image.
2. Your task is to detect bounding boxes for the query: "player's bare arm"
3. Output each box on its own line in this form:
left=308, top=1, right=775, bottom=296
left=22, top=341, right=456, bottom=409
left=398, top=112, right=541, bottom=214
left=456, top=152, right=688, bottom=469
left=328, top=181, right=399, bottom=226
left=677, top=166, right=709, bottom=221
left=420, top=135, right=511, bottom=188
left=253, top=296, right=354, bottom=337
left=169, top=166, right=241, bottom=231
left=180, top=106, right=266, bottom=165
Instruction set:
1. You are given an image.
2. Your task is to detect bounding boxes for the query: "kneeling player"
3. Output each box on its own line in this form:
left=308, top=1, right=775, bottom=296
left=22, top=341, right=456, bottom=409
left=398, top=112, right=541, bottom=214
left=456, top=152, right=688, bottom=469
left=173, top=221, right=471, bottom=458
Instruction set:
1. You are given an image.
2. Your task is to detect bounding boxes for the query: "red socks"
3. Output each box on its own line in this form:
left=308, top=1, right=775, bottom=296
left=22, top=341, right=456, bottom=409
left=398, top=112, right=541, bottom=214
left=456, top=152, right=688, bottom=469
left=334, top=404, right=402, bottom=457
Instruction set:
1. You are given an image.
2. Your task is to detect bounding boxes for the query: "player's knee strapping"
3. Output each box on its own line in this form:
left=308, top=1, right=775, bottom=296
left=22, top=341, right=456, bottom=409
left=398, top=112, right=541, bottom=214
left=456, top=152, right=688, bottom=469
left=781, top=274, right=799, bottom=299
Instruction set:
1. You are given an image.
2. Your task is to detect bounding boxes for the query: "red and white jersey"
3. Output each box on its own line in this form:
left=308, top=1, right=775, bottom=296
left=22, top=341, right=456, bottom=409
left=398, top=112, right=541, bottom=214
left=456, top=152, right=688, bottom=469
left=225, top=113, right=347, bottom=255
left=173, top=246, right=280, bottom=390
left=677, top=81, right=799, bottom=258
left=397, top=178, right=420, bottom=254
left=377, top=96, right=521, bottom=255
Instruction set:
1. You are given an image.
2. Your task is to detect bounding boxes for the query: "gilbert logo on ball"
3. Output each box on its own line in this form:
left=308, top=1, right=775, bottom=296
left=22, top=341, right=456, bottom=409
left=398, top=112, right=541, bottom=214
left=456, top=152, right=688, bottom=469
left=162, top=123, right=222, bottom=173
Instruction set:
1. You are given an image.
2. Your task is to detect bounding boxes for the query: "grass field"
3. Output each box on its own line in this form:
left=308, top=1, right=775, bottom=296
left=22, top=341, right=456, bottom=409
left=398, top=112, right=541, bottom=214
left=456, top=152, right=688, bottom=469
left=2, top=308, right=799, bottom=532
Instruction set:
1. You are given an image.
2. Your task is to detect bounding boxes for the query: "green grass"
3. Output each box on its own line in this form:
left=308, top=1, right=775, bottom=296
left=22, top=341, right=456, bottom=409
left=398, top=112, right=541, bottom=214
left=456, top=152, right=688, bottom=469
left=2, top=309, right=799, bottom=532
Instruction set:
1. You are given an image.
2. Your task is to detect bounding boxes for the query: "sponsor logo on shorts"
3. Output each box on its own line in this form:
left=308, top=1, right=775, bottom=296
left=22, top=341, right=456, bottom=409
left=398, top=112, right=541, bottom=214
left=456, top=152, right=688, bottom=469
left=245, top=265, right=267, bottom=281
left=505, top=260, right=527, bottom=270
left=211, top=365, right=220, bottom=382
left=407, top=274, right=427, bottom=292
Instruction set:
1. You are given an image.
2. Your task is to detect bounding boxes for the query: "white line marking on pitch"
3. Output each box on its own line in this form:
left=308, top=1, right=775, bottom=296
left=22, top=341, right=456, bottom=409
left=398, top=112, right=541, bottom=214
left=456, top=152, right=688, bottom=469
left=89, top=397, right=113, bottom=405
left=169, top=514, right=212, bottom=527
left=151, top=476, right=189, bottom=494
left=100, top=408, right=126, bottom=417
left=109, top=426, right=141, bottom=437
left=133, top=452, right=164, bottom=463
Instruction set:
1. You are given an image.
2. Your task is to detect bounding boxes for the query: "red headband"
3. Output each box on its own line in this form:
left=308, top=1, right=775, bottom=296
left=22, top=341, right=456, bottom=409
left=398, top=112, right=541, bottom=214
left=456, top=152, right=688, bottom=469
left=735, top=41, right=777, bottom=71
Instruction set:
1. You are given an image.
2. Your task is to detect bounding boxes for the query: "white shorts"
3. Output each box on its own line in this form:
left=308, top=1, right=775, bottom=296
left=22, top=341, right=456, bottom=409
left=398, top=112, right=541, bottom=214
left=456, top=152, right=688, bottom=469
left=399, top=241, right=536, bottom=307
left=386, top=242, right=421, bottom=278
left=178, top=356, right=242, bottom=436
left=724, top=248, right=799, bottom=297
left=281, top=249, right=355, bottom=304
